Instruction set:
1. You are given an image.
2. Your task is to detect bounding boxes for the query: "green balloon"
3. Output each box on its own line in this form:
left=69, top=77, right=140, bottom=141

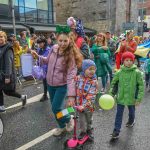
left=99, top=94, right=115, bottom=110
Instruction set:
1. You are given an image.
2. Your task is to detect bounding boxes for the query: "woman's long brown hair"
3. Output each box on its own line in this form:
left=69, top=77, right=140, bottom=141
left=57, top=33, right=83, bottom=71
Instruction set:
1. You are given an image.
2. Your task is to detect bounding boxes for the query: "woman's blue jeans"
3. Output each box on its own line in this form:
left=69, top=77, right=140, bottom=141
left=47, top=84, right=70, bottom=128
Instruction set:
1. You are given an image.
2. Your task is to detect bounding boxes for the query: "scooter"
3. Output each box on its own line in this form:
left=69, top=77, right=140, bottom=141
left=64, top=106, right=92, bottom=150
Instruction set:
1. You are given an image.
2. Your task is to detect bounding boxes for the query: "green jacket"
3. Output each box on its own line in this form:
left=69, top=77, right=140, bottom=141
left=144, top=58, right=150, bottom=73
left=109, top=65, right=144, bottom=105
left=92, top=44, right=111, bottom=77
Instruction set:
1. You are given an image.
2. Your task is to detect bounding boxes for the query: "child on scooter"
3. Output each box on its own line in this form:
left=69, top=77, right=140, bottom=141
left=75, top=59, right=98, bottom=140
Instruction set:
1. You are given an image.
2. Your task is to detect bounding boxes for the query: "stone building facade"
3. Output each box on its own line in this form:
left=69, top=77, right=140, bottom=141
left=115, top=0, right=138, bottom=34
left=54, top=0, right=138, bottom=35
left=53, top=0, right=72, bottom=24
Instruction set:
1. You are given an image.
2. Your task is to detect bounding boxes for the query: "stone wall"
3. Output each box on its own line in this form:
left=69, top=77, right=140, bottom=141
left=53, top=0, right=138, bottom=35
left=130, top=0, right=138, bottom=34
left=115, top=0, right=126, bottom=34
left=53, top=0, right=116, bottom=32
left=115, top=0, right=138, bottom=35
left=53, top=0, right=72, bottom=24
left=84, top=20, right=111, bottom=33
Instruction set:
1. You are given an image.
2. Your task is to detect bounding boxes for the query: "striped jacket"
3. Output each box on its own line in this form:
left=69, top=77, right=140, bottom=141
left=75, top=75, right=98, bottom=112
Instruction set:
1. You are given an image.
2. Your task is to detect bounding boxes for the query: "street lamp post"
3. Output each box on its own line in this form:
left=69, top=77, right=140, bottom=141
left=141, top=0, right=144, bottom=36
left=9, top=0, right=16, bottom=36
left=108, top=0, right=111, bottom=31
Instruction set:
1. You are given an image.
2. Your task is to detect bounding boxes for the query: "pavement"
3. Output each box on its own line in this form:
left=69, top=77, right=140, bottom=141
left=0, top=81, right=150, bottom=150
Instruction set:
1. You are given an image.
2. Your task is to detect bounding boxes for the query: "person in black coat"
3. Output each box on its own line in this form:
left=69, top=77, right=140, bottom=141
left=0, top=31, right=27, bottom=112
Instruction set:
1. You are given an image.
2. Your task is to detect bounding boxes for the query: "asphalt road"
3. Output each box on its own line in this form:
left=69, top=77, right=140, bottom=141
left=0, top=82, right=150, bottom=150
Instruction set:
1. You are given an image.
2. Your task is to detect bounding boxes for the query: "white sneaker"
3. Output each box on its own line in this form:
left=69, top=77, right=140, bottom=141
left=53, top=128, right=66, bottom=136
left=100, top=88, right=106, bottom=94
left=0, top=106, right=6, bottom=112
left=21, top=95, right=27, bottom=107
left=66, top=115, right=74, bottom=132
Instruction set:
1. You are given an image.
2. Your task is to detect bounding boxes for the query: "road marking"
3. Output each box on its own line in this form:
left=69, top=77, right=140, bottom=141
left=6, top=93, right=45, bottom=110
left=0, top=118, right=3, bottom=138
left=16, top=129, right=57, bottom=150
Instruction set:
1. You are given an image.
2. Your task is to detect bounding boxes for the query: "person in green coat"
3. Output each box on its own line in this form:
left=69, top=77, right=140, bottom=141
left=109, top=52, right=144, bottom=139
left=91, top=33, right=112, bottom=93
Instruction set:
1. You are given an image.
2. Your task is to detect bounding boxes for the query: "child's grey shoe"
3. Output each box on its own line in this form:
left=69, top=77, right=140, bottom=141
left=126, top=120, right=135, bottom=127
left=110, top=131, right=119, bottom=139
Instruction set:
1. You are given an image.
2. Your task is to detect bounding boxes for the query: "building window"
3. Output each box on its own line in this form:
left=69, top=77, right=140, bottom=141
left=0, top=2, right=9, bottom=20
left=99, top=11, right=107, bottom=20
left=0, top=0, right=9, bottom=4
left=138, top=0, right=147, bottom=2
left=37, top=0, right=48, bottom=10
left=25, top=0, right=36, bottom=8
left=0, top=0, right=53, bottom=24
left=99, top=0, right=107, bottom=3
left=38, top=10, right=48, bottom=23
left=19, top=6, right=25, bottom=21
left=72, top=2, right=77, bottom=8
left=25, top=7, right=37, bottom=22
left=138, top=8, right=147, bottom=16
left=15, top=0, right=19, bottom=6
left=18, top=0, right=24, bottom=7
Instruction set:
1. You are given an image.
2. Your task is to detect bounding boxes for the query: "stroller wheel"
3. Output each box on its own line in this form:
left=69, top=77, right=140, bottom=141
left=64, top=140, right=68, bottom=149
left=77, top=145, right=83, bottom=150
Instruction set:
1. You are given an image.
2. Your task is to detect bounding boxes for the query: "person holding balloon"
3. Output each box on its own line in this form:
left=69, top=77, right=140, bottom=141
left=109, top=51, right=144, bottom=139
left=75, top=59, right=98, bottom=140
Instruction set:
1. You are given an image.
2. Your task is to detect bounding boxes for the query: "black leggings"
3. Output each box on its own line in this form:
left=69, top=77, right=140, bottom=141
left=43, top=78, right=47, bottom=95
left=0, top=89, right=21, bottom=106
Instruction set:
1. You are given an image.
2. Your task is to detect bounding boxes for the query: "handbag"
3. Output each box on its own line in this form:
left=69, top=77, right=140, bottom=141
left=32, top=57, right=46, bottom=80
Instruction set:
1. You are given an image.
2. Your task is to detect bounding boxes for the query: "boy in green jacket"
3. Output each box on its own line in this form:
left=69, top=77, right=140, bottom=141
left=109, top=52, right=144, bottom=139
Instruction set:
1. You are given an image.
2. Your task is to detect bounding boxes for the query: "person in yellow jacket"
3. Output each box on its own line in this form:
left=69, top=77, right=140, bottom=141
left=13, top=40, right=27, bottom=75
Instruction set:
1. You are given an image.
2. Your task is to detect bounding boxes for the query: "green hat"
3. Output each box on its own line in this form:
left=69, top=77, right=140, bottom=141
left=56, top=25, right=71, bottom=34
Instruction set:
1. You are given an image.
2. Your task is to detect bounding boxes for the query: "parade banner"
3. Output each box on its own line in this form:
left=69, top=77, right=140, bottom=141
left=135, top=40, right=150, bottom=57
left=134, top=47, right=149, bottom=58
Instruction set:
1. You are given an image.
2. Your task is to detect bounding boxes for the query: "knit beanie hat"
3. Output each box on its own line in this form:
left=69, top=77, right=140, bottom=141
left=81, top=59, right=96, bottom=78
left=122, top=52, right=135, bottom=62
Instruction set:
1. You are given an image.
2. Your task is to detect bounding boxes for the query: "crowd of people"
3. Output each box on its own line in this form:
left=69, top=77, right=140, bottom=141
left=0, top=16, right=150, bottom=140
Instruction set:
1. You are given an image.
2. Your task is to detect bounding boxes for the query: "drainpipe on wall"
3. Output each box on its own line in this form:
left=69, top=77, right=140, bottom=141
left=141, top=0, right=144, bottom=36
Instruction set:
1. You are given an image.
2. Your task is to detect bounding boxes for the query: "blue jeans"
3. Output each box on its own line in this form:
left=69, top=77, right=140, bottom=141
left=114, top=104, right=135, bottom=133
left=145, top=72, right=150, bottom=86
left=101, top=75, right=107, bottom=89
left=47, top=84, right=71, bottom=128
